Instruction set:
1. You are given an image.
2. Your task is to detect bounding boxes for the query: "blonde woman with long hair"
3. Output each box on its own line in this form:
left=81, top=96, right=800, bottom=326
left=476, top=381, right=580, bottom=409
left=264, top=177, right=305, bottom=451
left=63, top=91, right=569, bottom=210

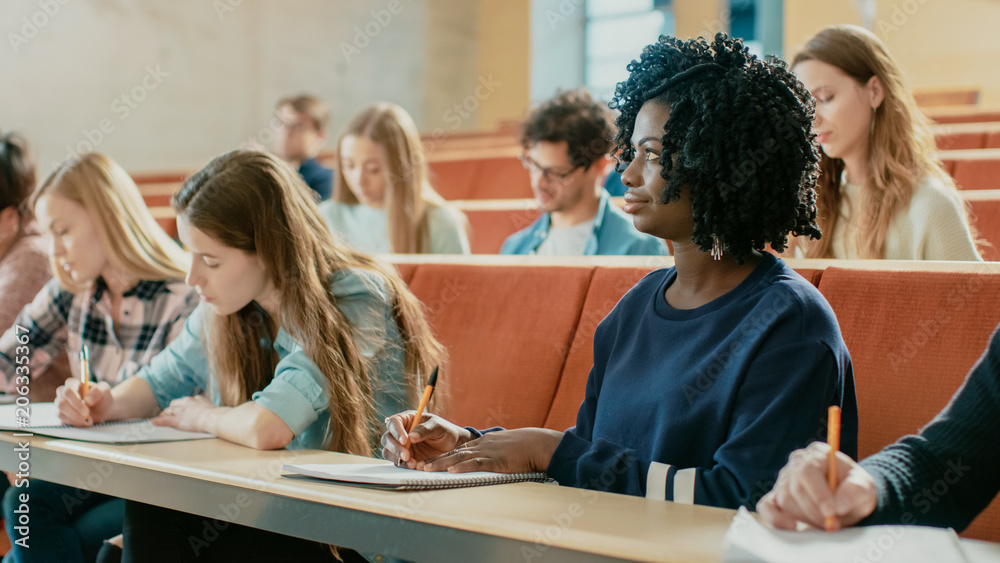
left=0, top=152, right=198, bottom=563
left=320, top=102, right=470, bottom=254
left=54, top=150, right=443, bottom=561
left=793, top=25, right=981, bottom=260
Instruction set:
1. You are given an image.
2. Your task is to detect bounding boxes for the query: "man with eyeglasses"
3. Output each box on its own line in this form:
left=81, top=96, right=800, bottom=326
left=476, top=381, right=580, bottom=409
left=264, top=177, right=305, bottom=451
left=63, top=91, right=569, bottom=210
left=273, top=94, right=334, bottom=202
left=501, top=89, right=667, bottom=256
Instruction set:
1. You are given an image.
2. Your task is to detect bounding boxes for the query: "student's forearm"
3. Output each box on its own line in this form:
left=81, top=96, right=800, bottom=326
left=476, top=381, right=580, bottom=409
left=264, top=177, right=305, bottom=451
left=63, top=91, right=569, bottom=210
left=204, top=402, right=294, bottom=450
left=108, top=377, right=161, bottom=420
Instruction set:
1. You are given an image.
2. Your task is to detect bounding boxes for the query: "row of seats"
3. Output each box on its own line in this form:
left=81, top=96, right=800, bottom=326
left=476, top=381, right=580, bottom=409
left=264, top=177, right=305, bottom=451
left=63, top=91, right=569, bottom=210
left=936, top=130, right=1000, bottom=150
left=148, top=191, right=1000, bottom=259
left=925, top=106, right=1000, bottom=124
left=387, top=255, right=1000, bottom=542
left=136, top=149, right=1000, bottom=210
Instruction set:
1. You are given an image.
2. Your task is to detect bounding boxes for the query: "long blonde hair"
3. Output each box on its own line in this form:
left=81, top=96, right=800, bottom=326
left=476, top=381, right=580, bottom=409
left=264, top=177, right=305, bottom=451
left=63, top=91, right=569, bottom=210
left=333, top=102, right=455, bottom=253
left=794, top=25, right=962, bottom=259
left=173, top=149, right=443, bottom=456
left=31, top=153, right=189, bottom=292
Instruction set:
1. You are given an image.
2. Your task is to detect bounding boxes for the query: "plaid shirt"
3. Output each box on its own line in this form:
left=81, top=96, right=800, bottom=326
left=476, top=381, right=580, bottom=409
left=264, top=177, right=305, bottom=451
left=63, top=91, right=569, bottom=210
left=0, top=276, right=199, bottom=392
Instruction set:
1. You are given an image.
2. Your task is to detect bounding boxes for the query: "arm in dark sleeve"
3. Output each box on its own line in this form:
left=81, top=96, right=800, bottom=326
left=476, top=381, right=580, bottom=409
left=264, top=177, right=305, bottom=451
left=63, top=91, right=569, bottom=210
left=548, top=340, right=852, bottom=509
left=860, top=327, right=1000, bottom=531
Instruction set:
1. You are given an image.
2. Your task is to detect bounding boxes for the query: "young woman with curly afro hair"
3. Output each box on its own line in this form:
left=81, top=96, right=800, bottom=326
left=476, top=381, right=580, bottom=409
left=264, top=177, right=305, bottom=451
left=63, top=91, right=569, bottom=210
left=380, top=33, right=859, bottom=512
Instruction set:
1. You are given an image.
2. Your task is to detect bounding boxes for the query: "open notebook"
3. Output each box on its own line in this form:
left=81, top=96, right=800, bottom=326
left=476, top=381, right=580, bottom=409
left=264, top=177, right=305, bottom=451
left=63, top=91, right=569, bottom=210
left=722, top=507, right=970, bottom=563
left=0, top=403, right=213, bottom=444
left=282, top=462, right=550, bottom=490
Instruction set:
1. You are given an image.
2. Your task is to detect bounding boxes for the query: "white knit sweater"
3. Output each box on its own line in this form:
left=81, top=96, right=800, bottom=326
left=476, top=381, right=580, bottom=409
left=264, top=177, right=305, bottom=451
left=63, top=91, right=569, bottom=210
left=831, top=175, right=982, bottom=260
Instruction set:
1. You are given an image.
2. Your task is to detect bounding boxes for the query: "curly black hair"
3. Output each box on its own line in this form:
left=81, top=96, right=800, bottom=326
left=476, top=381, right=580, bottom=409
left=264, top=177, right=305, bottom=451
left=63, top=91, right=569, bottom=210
left=610, top=33, right=822, bottom=262
left=521, top=88, right=614, bottom=170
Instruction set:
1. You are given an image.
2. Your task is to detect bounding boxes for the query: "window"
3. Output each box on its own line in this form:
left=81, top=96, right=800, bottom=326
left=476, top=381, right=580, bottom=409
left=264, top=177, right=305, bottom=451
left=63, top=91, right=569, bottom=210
left=584, top=0, right=674, bottom=101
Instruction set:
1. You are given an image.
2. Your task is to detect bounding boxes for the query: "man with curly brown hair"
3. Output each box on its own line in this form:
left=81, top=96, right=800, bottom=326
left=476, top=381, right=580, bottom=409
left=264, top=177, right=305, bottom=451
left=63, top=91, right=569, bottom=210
left=500, top=88, right=666, bottom=256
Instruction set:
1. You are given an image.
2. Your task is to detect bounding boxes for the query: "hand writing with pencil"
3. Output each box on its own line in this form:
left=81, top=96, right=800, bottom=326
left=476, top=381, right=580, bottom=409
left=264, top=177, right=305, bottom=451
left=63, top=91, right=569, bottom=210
left=756, top=441, right=878, bottom=531
left=381, top=412, right=474, bottom=469
left=421, top=428, right=563, bottom=474
left=54, top=377, right=114, bottom=426
left=381, top=412, right=562, bottom=474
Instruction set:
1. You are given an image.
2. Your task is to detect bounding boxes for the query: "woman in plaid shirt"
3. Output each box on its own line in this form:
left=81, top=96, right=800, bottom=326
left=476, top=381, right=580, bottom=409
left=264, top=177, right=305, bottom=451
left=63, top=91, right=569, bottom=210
left=55, top=150, right=443, bottom=562
left=0, top=152, right=198, bottom=563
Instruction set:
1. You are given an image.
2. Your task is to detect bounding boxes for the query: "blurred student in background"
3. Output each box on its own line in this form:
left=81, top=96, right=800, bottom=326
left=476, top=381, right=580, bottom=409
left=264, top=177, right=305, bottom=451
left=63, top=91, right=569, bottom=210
left=501, top=89, right=667, bottom=256
left=320, top=102, right=469, bottom=254
left=273, top=94, right=335, bottom=202
left=792, top=25, right=981, bottom=260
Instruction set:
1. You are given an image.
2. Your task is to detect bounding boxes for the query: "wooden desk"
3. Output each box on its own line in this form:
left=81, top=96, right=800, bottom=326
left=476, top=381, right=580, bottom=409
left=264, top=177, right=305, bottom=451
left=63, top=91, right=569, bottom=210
left=0, top=433, right=734, bottom=563
left=3, top=432, right=1000, bottom=562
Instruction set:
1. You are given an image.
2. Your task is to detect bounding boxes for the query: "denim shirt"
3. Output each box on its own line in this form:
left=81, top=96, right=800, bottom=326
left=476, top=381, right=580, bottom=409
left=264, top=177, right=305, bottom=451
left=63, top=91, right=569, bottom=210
left=500, top=189, right=668, bottom=256
left=137, top=268, right=408, bottom=450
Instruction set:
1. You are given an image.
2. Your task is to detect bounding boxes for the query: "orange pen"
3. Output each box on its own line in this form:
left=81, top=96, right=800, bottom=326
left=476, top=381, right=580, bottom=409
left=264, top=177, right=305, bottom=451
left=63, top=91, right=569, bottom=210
left=826, top=405, right=841, bottom=532
left=408, top=366, right=439, bottom=433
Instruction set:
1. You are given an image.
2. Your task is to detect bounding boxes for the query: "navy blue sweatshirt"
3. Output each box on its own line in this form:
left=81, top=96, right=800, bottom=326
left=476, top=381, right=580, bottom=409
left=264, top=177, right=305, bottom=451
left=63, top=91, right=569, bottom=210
left=860, top=324, right=1000, bottom=531
left=545, top=253, right=858, bottom=509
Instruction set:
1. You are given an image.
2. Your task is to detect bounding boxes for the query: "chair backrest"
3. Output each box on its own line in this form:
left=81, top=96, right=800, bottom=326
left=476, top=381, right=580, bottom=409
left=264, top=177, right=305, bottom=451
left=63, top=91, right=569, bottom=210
left=965, top=195, right=1000, bottom=261
left=405, top=263, right=593, bottom=429
left=953, top=159, right=1000, bottom=190
left=818, top=266, right=1000, bottom=543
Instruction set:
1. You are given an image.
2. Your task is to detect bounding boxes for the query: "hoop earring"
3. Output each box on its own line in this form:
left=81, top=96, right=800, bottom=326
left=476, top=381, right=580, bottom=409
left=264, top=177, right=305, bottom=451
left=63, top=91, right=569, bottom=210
left=711, top=235, right=723, bottom=261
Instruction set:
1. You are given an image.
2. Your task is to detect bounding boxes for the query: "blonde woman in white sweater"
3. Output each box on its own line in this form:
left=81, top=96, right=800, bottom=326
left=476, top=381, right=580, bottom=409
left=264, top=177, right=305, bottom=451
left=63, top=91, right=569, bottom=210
left=792, top=25, right=981, bottom=261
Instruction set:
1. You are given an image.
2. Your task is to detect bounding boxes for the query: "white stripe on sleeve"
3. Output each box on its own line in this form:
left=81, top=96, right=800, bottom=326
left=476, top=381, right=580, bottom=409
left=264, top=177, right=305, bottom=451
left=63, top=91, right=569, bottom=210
left=645, top=462, right=671, bottom=499
left=673, top=467, right=697, bottom=504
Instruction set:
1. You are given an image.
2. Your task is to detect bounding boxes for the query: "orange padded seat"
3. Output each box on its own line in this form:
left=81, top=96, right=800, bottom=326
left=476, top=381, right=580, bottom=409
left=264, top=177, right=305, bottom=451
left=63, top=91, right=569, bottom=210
left=967, top=198, right=1000, bottom=261
left=472, top=157, right=532, bottom=199
left=953, top=159, right=1000, bottom=190
left=428, top=160, right=480, bottom=200
left=393, top=263, right=418, bottom=285
left=406, top=263, right=594, bottom=430
left=543, top=266, right=654, bottom=431
left=930, top=111, right=1000, bottom=124
left=818, top=267, right=1000, bottom=541
left=463, top=207, right=542, bottom=254
left=936, top=133, right=986, bottom=151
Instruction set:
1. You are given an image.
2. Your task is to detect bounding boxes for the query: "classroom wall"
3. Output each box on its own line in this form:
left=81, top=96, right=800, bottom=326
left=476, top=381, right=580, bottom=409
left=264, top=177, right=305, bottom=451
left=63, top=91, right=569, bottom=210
left=476, top=0, right=531, bottom=130
left=785, top=0, right=1000, bottom=105
left=673, top=0, right=728, bottom=40
left=0, top=0, right=480, bottom=173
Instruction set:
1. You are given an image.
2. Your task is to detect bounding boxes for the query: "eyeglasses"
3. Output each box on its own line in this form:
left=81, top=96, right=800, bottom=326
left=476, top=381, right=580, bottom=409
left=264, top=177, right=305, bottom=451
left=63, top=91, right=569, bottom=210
left=518, top=154, right=582, bottom=184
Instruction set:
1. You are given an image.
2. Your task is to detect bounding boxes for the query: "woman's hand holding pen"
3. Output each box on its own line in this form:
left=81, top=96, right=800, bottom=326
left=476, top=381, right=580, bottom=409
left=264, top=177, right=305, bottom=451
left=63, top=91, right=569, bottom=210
left=54, top=377, right=114, bottom=426
left=381, top=412, right=474, bottom=469
left=756, top=442, right=878, bottom=531
left=421, top=428, right=563, bottom=474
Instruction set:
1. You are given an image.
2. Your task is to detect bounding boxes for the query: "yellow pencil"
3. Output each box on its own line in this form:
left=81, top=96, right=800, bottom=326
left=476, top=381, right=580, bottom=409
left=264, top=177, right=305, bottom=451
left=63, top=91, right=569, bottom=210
left=79, top=346, right=90, bottom=398
left=826, top=405, right=841, bottom=532
left=408, top=367, right=439, bottom=433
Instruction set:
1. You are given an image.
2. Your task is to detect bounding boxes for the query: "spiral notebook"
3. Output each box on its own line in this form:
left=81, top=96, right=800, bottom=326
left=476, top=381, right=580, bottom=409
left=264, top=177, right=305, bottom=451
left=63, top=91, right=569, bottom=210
left=0, top=403, right=214, bottom=444
left=282, top=462, right=550, bottom=490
